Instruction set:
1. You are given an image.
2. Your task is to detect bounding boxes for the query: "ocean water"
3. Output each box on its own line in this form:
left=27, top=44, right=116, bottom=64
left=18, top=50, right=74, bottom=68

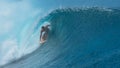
left=1, top=7, right=120, bottom=68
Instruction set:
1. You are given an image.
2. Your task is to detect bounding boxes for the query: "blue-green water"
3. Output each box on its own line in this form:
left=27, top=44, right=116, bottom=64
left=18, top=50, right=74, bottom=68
left=1, top=7, right=120, bottom=68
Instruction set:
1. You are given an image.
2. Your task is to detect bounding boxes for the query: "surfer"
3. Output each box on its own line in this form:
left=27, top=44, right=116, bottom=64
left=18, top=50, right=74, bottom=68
left=40, top=25, right=50, bottom=42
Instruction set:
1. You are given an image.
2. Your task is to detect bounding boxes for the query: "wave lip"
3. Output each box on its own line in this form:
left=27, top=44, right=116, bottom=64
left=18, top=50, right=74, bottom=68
left=1, top=7, right=120, bottom=68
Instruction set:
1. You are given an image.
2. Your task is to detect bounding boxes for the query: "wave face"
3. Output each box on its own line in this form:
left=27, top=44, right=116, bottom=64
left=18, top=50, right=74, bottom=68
left=2, top=7, right=120, bottom=68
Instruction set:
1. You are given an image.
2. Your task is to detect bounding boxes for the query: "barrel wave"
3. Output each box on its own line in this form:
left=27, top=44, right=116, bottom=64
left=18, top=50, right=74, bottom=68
left=1, top=7, right=120, bottom=68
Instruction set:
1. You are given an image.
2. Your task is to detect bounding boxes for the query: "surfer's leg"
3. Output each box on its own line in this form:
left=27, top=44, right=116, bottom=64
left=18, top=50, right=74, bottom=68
left=42, top=33, right=47, bottom=40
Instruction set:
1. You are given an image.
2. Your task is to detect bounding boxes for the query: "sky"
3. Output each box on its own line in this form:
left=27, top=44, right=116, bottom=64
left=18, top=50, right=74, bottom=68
left=30, top=0, right=120, bottom=9
left=0, top=0, right=120, bottom=66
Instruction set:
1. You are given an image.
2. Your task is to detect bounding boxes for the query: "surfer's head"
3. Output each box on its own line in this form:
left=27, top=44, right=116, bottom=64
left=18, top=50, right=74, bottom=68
left=42, top=26, right=45, bottom=30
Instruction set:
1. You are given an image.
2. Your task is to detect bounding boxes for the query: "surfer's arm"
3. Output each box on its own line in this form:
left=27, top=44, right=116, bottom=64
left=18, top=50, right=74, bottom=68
left=40, top=31, right=42, bottom=41
left=45, top=24, right=50, bottom=28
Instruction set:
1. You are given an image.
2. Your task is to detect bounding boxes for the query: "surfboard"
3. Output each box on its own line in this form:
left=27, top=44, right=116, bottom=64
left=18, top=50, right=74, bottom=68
left=40, top=38, right=46, bottom=44
left=40, top=40, right=46, bottom=44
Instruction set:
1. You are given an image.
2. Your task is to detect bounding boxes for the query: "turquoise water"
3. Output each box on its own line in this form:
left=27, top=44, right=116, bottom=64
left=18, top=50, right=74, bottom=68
left=1, top=7, right=120, bottom=68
